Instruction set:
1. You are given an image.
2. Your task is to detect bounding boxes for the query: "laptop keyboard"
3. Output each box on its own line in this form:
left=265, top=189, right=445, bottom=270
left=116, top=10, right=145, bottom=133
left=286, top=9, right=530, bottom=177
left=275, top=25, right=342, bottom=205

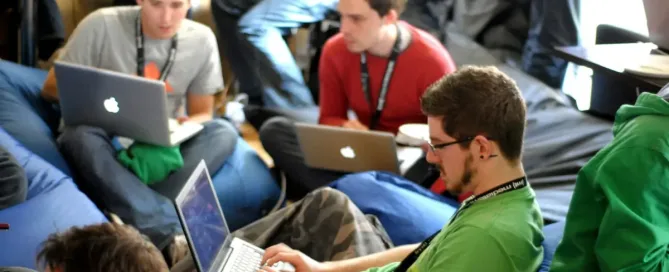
left=231, top=243, right=264, bottom=272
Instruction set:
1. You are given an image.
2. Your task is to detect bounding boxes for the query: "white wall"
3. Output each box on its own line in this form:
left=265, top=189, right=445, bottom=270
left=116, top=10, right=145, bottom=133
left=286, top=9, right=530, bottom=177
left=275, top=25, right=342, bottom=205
left=580, top=0, right=648, bottom=45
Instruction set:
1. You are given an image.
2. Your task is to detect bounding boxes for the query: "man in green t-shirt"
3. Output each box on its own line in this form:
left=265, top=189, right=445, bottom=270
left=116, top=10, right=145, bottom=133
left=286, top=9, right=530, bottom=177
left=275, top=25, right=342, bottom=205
left=255, top=65, right=545, bottom=272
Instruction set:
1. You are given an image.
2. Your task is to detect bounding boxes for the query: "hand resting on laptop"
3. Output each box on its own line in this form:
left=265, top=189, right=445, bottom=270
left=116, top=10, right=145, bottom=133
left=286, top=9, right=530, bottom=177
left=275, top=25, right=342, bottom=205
left=342, top=119, right=369, bottom=131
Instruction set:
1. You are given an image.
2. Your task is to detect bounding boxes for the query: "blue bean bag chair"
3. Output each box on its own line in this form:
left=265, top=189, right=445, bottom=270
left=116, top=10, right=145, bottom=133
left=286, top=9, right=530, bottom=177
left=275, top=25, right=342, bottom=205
left=0, top=127, right=108, bottom=268
left=329, top=171, right=459, bottom=246
left=0, top=60, right=69, bottom=175
left=213, top=140, right=281, bottom=231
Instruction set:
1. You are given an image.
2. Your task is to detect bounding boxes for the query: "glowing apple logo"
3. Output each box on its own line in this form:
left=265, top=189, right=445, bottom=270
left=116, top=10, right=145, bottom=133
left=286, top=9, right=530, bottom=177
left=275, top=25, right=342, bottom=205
left=340, top=146, right=356, bottom=159
left=104, top=97, right=119, bottom=113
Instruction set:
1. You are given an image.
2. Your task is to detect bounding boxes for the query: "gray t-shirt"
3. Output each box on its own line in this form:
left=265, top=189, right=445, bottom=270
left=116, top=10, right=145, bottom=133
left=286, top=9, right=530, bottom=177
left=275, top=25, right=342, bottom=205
left=58, top=6, right=224, bottom=118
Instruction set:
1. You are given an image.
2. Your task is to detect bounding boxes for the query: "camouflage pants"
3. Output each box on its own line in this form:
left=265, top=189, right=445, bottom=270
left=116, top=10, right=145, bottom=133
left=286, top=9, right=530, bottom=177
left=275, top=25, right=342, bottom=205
left=232, top=187, right=394, bottom=261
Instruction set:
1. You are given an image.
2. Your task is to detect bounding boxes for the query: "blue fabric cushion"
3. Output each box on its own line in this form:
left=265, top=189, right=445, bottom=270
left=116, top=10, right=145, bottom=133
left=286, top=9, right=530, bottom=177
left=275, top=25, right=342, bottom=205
left=538, top=221, right=565, bottom=272
left=0, top=127, right=107, bottom=269
left=0, top=60, right=69, bottom=175
left=329, top=171, right=458, bottom=246
left=211, top=139, right=280, bottom=232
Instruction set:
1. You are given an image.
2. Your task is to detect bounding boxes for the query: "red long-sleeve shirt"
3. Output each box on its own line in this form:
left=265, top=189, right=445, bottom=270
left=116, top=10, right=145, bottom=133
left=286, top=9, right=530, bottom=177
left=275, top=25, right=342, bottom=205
left=318, top=21, right=456, bottom=134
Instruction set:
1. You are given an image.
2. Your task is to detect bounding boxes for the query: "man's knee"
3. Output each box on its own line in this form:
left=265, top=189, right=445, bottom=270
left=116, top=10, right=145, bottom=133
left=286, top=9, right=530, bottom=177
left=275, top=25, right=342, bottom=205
left=309, top=187, right=348, bottom=198
left=57, top=125, right=103, bottom=147
left=303, top=187, right=351, bottom=208
left=258, top=116, right=292, bottom=144
left=203, top=119, right=237, bottom=137
left=198, top=119, right=239, bottom=150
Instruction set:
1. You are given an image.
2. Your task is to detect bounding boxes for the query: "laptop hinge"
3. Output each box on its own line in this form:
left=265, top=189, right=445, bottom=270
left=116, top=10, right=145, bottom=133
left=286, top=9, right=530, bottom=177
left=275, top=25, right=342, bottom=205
left=220, top=246, right=234, bottom=270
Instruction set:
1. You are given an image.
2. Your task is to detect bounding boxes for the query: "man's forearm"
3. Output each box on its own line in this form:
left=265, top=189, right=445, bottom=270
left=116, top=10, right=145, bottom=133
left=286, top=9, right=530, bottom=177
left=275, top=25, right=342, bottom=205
left=323, top=244, right=419, bottom=272
left=186, top=112, right=214, bottom=124
left=41, top=68, right=59, bottom=102
left=319, top=116, right=348, bottom=127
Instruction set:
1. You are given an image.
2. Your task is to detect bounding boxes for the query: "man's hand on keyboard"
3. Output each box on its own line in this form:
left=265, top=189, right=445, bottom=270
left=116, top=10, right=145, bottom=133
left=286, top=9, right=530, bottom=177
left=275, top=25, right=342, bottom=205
left=342, top=119, right=369, bottom=131
left=177, top=116, right=189, bottom=124
left=258, top=243, right=329, bottom=272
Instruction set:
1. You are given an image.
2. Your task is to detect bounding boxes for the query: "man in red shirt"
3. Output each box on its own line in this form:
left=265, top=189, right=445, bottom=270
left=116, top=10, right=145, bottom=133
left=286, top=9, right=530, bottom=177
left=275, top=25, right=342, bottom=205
left=259, top=0, right=457, bottom=199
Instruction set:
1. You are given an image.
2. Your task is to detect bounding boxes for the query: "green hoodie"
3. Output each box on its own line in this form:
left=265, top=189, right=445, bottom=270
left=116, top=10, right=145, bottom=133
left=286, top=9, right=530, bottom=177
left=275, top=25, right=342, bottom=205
left=550, top=93, right=669, bottom=272
left=117, top=142, right=184, bottom=185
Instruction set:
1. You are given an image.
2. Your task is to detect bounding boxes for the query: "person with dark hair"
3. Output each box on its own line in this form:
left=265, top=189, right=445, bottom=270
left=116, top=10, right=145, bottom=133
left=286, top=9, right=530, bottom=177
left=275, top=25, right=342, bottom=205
left=37, top=223, right=169, bottom=272
left=217, top=66, right=543, bottom=272
left=0, top=146, right=27, bottom=211
left=257, top=0, right=457, bottom=199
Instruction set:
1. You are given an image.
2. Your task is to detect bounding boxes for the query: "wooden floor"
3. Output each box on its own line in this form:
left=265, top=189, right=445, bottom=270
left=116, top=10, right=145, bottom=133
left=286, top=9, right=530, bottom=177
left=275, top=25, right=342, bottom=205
left=239, top=122, right=274, bottom=168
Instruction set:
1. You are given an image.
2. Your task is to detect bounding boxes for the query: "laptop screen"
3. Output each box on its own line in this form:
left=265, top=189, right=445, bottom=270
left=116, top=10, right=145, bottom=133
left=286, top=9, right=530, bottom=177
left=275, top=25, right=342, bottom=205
left=644, top=0, right=669, bottom=51
left=179, top=168, right=230, bottom=272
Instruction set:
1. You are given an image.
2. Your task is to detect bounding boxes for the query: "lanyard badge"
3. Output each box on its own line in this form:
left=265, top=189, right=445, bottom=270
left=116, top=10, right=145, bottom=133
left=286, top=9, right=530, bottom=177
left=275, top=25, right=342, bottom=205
left=136, top=12, right=178, bottom=81
left=360, top=24, right=403, bottom=130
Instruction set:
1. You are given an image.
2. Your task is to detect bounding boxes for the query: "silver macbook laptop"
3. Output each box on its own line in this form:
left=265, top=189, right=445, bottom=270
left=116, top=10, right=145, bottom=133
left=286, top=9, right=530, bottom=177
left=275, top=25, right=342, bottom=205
left=295, top=123, right=401, bottom=174
left=54, top=60, right=203, bottom=147
left=174, top=160, right=294, bottom=272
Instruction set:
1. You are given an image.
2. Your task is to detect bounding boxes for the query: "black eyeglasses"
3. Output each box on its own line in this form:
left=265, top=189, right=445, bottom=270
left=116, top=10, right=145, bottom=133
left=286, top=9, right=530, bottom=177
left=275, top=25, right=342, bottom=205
left=427, top=137, right=474, bottom=153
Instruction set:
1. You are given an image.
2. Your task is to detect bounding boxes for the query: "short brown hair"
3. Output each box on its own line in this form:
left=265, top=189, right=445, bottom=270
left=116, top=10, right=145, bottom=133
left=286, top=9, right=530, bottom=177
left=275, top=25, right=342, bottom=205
left=366, top=0, right=406, bottom=16
left=37, top=223, right=169, bottom=272
left=421, top=66, right=527, bottom=161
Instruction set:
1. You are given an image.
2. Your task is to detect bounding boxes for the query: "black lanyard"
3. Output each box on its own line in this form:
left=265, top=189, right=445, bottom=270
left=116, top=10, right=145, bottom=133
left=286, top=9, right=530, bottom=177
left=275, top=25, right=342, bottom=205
left=360, top=24, right=402, bottom=130
left=136, top=13, right=178, bottom=81
left=393, top=176, right=528, bottom=272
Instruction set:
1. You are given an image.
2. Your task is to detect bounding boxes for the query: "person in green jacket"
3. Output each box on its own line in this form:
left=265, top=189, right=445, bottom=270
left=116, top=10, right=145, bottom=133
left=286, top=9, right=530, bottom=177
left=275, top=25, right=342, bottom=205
left=253, top=65, right=545, bottom=272
left=550, top=86, right=669, bottom=271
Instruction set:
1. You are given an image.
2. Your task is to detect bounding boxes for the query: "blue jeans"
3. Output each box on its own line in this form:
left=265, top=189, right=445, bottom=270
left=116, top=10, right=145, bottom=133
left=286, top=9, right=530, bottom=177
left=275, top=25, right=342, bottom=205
left=211, top=0, right=338, bottom=108
left=522, top=0, right=581, bottom=89
left=57, top=119, right=237, bottom=250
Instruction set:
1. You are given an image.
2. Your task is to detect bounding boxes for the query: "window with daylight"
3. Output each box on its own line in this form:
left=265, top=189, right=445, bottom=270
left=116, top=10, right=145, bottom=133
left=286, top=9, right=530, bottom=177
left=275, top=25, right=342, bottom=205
left=562, top=0, right=649, bottom=110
